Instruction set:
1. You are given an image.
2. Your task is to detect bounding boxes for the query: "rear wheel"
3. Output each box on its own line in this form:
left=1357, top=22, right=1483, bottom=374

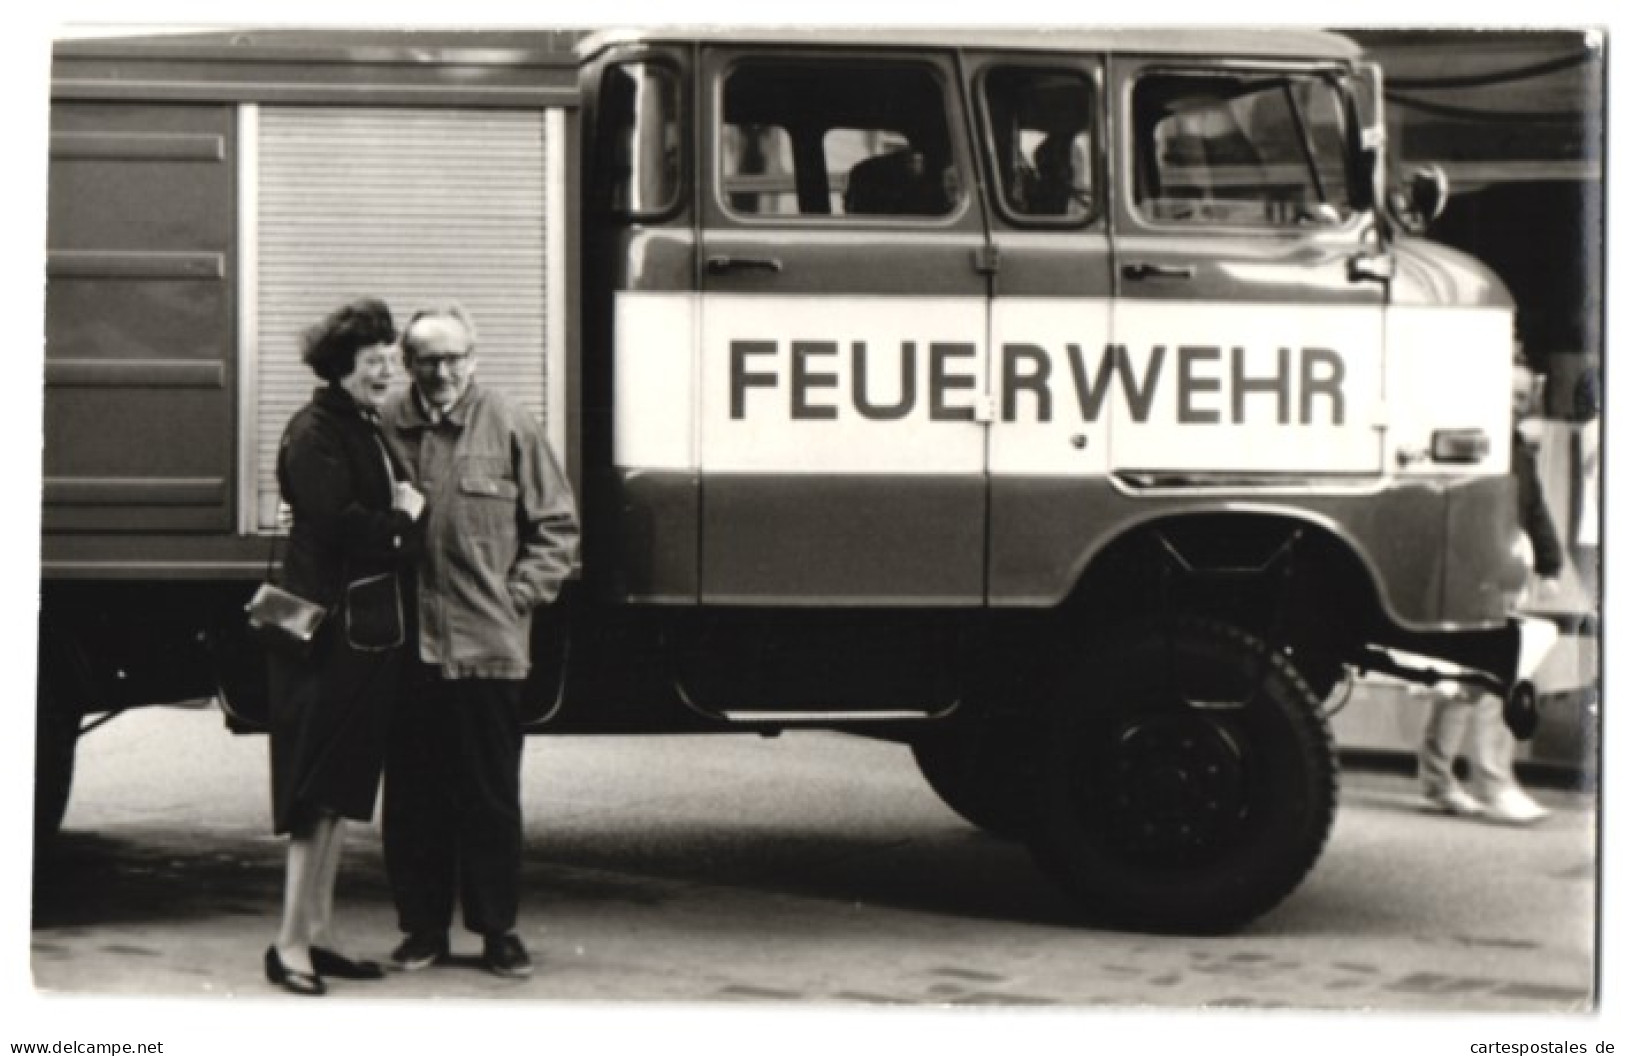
left=34, top=676, right=78, bottom=845
left=1029, top=618, right=1336, bottom=933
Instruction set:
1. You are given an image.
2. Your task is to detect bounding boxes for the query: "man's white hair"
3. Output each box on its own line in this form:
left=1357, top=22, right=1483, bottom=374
left=402, top=302, right=478, bottom=359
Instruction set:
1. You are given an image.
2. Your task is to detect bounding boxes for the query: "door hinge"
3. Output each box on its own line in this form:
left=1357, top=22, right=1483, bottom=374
left=973, top=244, right=1001, bottom=276
left=974, top=393, right=997, bottom=424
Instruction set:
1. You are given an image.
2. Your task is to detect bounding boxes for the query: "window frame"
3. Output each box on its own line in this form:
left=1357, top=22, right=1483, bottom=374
left=1124, top=61, right=1365, bottom=235
left=710, top=48, right=974, bottom=228
left=974, top=58, right=1106, bottom=230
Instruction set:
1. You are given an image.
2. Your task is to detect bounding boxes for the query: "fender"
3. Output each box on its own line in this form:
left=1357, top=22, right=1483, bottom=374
left=990, top=474, right=1516, bottom=634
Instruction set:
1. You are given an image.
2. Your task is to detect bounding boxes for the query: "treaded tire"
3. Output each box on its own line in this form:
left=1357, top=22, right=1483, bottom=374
left=34, top=677, right=77, bottom=846
left=911, top=718, right=1032, bottom=840
left=1029, top=618, right=1337, bottom=934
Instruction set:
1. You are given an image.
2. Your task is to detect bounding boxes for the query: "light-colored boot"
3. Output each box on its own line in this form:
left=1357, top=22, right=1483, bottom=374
left=1424, top=784, right=1486, bottom=817
left=1478, top=786, right=1550, bottom=825
left=1418, top=692, right=1483, bottom=816
left=1466, top=691, right=1550, bottom=825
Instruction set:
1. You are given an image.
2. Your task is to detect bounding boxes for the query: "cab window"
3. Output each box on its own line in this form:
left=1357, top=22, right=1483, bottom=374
left=981, top=66, right=1096, bottom=221
left=1133, top=71, right=1354, bottom=226
left=597, top=60, right=682, bottom=216
left=720, top=60, right=960, bottom=219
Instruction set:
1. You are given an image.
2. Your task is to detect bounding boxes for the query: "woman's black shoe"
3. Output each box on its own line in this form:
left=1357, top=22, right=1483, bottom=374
left=264, top=946, right=327, bottom=996
left=311, top=946, right=386, bottom=980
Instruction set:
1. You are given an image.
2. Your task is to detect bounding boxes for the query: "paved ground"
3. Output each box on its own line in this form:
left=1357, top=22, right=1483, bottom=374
left=25, top=706, right=1598, bottom=1015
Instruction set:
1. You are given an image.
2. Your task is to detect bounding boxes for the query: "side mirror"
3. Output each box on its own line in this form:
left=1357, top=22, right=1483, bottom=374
left=1388, top=164, right=1450, bottom=234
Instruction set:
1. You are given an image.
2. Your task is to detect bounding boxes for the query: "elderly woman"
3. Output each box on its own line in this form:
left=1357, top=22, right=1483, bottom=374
left=264, top=298, right=425, bottom=996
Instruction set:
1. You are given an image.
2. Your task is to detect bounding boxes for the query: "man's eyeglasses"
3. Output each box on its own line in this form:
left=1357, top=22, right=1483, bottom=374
left=413, top=353, right=471, bottom=371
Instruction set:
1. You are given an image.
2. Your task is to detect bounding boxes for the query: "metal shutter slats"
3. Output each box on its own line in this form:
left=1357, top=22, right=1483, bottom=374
left=253, top=107, right=549, bottom=529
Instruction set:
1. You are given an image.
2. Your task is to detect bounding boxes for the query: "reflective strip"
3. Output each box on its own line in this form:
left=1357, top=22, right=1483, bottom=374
left=616, top=292, right=1509, bottom=480
left=989, top=295, right=1114, bottom=477
left=1386, top=304, right=1514, bottom=478
left=614, top=292, right=698, bottom=470
left=699, top=293, right=987, bottom=475
left=1109, top=299, right=1384, bottom=475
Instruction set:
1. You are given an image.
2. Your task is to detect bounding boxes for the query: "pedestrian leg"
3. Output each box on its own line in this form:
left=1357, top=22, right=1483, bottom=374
left=447, top=679, right=525, bottom=939
left=1419, top=691, right=1481, bottom=814
left=275, top=812, right=337, bottom=973
left=384, top=668, right=458, bottom=938
left=1466, top=690, right=1550, bottom=824
left=306, top=818, right=345, bottom=952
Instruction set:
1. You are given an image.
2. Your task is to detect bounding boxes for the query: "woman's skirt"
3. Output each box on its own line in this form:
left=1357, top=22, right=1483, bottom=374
left=267, top=627, right=402, bottom=835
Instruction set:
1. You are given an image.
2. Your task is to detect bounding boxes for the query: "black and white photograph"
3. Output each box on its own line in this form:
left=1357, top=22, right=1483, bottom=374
left=3, top=6, right=1613, bottom=1054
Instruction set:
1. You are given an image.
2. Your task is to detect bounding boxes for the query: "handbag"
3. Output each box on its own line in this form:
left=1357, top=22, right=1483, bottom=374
left=344, top=571, right=404, bottom=651
left=247, top=581, right=328, bottom=659
left=246, top=527, right=328, bottom=660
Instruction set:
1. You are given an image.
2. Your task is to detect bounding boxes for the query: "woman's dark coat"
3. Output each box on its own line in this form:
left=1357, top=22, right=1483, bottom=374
left=269, top=385, right=417, bottom=835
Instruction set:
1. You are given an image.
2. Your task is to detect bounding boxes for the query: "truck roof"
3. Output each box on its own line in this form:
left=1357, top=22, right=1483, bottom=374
left=575, top=26, right=1362, bottom=62
left=52, top=26, right=1360, bottom=75
left=51, top=28, right=584, bottom=107
left=53, top=27, right=585, bottom=59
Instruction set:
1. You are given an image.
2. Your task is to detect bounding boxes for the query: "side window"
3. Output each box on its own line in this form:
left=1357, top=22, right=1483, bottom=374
left=982, top=66, right=1096, bottom=221
left=1133, top=71, right=1355, bottom=226
left=598, top=60, right=682, bottom=216
left=721, top=60, right=960, bottom=219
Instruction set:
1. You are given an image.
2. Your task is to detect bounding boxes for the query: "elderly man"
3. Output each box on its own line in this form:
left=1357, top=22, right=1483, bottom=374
left=381, top=303, right=578, bottom=978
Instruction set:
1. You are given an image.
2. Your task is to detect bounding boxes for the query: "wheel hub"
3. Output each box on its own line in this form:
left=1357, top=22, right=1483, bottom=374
left=1089, top=710, right=1249, bottom=866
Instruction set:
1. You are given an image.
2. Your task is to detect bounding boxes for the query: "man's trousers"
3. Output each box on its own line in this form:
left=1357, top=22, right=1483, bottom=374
left=385, top=664, right=525, bottom=938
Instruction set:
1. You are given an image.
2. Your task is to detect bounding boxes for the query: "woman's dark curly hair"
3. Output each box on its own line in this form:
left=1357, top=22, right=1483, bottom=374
left=301, top=298, right=398, bottom=383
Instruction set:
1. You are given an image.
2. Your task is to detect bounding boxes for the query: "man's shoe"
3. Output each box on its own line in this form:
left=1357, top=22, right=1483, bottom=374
left=390, top=932, right=449, bottom=971
left=483, top=933, right=533, bottom=979
left=1479, top=788, right=1551, bottom=826
left=1422, top=785, right=1485, bottom=817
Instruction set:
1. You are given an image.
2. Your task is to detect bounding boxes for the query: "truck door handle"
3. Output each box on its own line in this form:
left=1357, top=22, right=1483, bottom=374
left=1122, top=262, right=1195, bottom=281
left=706, top=255, right=783, bottom=275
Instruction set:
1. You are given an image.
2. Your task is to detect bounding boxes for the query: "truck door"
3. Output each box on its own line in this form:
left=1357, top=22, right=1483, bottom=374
left=962, top=52, right=1116, bottom=603
left=1109, top=60, right=1386, bottom=480
left=696, top=46, right=992, bottom=604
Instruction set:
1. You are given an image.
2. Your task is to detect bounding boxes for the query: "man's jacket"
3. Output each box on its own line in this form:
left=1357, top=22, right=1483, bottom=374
left=383, top=381, right=579, bottom=679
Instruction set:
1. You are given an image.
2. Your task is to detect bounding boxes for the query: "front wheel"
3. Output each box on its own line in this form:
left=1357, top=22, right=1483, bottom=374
left=910, top=714, right=1033, bottom=841
left=1029, top=618, right=1337, bottom=934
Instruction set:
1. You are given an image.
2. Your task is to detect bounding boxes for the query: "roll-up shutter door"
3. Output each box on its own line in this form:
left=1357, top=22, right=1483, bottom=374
left=252, top=107, right=551, bottom=530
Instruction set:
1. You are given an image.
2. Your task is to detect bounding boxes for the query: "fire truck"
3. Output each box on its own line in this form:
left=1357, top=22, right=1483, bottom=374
left=38, top=27, right=1538, bottom=933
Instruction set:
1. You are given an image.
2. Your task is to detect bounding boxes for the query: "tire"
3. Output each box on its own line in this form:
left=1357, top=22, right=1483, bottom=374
left=34, top=676, right=78, bottom=846
left=1029, top=618, right=1337, bottom=934
left=1285, top=646, right=1348, bottom=703
left=911, top=717, right=1033, bottom=840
